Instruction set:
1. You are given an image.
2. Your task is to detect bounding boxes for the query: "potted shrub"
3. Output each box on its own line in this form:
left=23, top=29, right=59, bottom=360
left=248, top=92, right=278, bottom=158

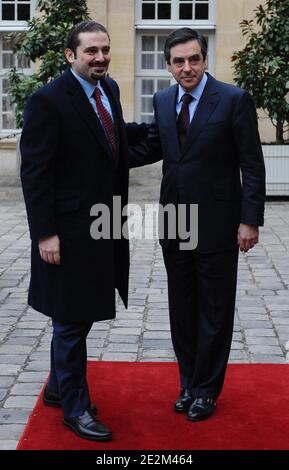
left=232, top=0, right=289, bottom=196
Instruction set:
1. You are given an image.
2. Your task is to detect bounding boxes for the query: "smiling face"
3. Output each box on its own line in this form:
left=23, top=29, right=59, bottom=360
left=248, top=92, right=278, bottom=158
left=65, top=31, right=111, bottom=84
left=167, top=39, right=207, bottom=92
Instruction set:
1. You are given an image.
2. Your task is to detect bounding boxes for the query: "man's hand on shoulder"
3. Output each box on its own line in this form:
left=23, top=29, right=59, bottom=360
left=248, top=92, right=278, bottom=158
left=39, top=235, right=61, bottom=265
left=237, top=224, right=259, bottom=252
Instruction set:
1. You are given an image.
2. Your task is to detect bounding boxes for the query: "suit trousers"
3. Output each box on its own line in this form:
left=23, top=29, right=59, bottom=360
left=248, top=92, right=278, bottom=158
left=163, top=246, right=239, bottom=399
left=47, top=319, right=93, bottom=418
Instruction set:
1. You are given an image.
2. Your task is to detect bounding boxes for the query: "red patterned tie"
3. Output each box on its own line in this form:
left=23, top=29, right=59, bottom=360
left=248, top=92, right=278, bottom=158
left=93, top=87, right=116, bottom=153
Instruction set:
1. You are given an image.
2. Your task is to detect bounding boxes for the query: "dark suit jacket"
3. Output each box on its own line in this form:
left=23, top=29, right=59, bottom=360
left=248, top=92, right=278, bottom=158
left=21, top=68, right=146, bottom=323
left=130, top=73, right=266, bottom=253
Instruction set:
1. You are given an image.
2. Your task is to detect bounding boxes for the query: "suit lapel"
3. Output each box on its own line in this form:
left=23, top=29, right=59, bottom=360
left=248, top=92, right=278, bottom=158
left=161, top=85, right=181, bottom=160
left=65, top=69, right=114, bottom=161
left=181, top=74, right=221, bottom=156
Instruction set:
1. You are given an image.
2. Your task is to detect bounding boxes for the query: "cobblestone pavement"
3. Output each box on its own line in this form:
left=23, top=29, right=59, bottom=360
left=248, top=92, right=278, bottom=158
left=0, top=164, right=289, bottom=449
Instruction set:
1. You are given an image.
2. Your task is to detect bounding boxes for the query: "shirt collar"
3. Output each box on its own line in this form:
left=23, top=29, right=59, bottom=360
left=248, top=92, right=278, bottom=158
left=70, top=68, right=105, bottom=99
left=177, top=72, right=208, bottom=104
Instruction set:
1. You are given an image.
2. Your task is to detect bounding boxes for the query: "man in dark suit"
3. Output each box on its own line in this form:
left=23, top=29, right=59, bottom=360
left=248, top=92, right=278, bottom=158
left=130, top=28, right=265, bottom=421
left=20, top=20, right=147, bottom=441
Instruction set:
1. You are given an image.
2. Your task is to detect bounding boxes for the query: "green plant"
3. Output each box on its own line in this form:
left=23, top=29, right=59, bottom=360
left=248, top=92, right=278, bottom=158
left=232, top=0, right=289, bottom=144
left=9, top=0, right=89, bottom=127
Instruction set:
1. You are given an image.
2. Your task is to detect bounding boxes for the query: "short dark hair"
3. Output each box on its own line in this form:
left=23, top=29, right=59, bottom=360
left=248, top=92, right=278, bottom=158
left=66, top=20, right=110, bottom=55
left=164, top=28, right=207, bottom=64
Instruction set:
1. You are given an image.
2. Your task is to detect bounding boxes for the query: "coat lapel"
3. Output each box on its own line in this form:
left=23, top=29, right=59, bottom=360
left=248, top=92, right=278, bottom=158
left=181, top=74, right=221, bottom=157
left=65, top=69, right=114, bottom=161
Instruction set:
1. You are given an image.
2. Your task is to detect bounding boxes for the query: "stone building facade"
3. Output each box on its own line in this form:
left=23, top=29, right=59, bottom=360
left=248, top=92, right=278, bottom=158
left=0, top=0, right=273, bottom=174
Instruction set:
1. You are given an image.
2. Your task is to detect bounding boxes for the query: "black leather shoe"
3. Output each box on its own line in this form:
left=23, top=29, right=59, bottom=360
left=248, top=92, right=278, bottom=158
left=64, top=410, right=112, bottom=441
left=174, top=387, right=193, bottom=413
left=43, top=386, right=97, bottom=415
left=187, top=397, right=216, bottom=421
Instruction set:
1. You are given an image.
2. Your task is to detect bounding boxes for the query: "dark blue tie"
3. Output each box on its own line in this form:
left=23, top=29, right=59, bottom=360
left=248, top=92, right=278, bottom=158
left=177, top=93, right=193, bottom=147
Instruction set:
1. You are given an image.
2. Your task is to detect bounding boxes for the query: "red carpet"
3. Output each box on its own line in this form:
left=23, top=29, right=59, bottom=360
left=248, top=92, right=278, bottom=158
left=17, top=362, right=289, bottom=450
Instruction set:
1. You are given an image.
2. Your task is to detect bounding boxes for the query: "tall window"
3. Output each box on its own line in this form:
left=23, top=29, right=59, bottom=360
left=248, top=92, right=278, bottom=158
left=0, top=0, right=34, bottom=133
left=136, top=33, right=173, bottom=123
left=0, top=35, right=31, bottom=130
left=135, top=0, right=216, bottom=123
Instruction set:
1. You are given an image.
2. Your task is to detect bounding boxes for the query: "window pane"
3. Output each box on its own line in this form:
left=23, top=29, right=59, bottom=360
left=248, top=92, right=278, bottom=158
left=142, top=79, right=154, bottom=95
left=2, top=4, right=15, bottom=20
left=142, top=4, right=155, bottom=19
left=157, top=36, right=166, bottom=52
left=18, top=53, right=30, bottom=68
left=18, top=4, right=30, bottom=20
left=2, top=79, right=9, bottom=94
left=3, top=37, right=13, bottom=50
left=2, top=95, right=13, bottom=112
left=179, top=4, right=193, bottom=19
left=141, top=96, right=153, bottom=113
left=3, top=53, right=15, bottom=68
left=3, top=113, right=16, bottom=129
left=157, top=3, right=171, bottom=19
left=157, top=53, right=166, bottom=69
left=140, top=114, right=153, bottom=124
left=141, top=53, right=154, bottom=69
left=157, top=79, right=170, bottom=91
left=195, top=3, right=209, bottom=20
left=142, top=36, right=154, bottom=51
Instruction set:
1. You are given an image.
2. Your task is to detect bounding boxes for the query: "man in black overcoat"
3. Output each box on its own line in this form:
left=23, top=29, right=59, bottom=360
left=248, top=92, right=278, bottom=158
left=21, top=20, right=147, bottom=441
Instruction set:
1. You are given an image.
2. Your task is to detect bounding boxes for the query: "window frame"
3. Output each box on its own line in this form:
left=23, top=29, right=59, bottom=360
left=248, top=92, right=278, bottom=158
left=0, top=0, right=35, bottom=133
left=0, top=0, right=35, bottom=25
left=135, top=0, right=216, bottom=27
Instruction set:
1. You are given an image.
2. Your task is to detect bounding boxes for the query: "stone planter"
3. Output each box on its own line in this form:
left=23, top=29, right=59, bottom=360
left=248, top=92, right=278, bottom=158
left=262, top=144, right=289, bottom=196
left=0, top=139, right=17, bottom=176
left=0, top=133, right=21, bottom=177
